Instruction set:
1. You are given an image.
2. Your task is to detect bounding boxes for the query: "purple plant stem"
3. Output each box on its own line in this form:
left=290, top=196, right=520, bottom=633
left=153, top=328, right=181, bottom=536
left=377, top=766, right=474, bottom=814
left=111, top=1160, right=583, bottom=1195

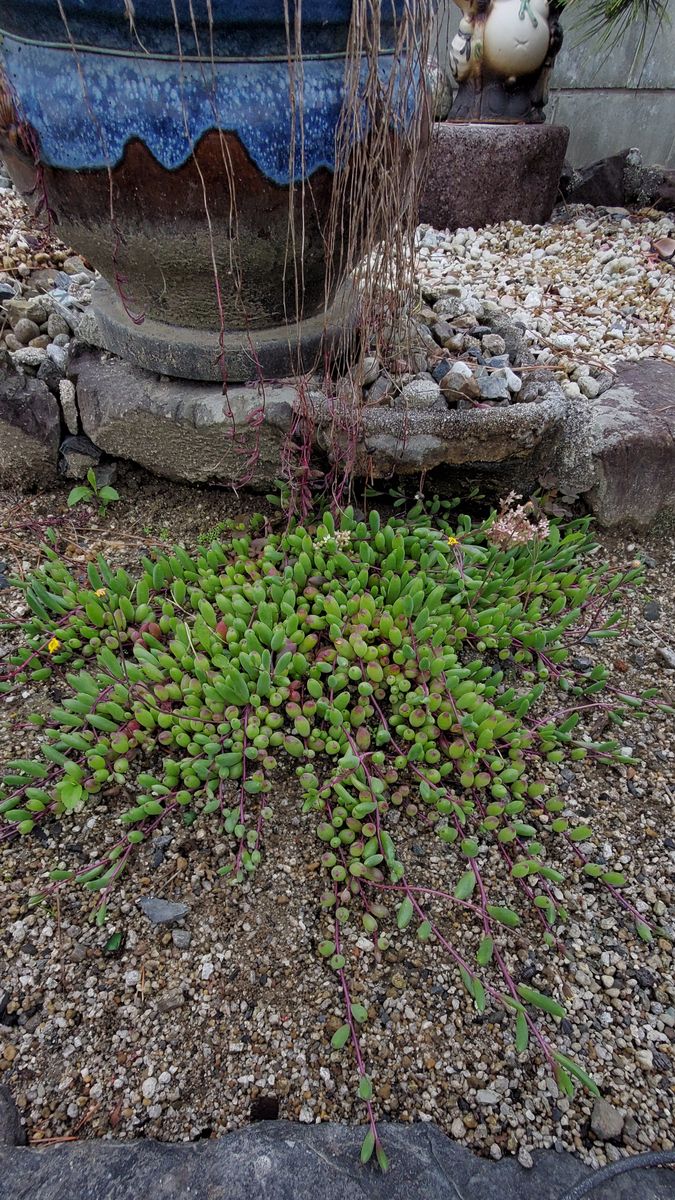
left=332, top=884, right=381, bottom=1149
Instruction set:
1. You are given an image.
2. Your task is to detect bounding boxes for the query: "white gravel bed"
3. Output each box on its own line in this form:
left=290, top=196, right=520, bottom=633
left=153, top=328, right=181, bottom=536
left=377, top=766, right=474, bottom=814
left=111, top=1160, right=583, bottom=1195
left=416, top=207, right=675, bottom=388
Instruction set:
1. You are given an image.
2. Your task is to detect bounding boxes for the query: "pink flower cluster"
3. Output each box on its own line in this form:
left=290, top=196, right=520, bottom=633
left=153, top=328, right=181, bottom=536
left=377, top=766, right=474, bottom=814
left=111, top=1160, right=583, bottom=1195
left=487, top=492, right=550, bottom=550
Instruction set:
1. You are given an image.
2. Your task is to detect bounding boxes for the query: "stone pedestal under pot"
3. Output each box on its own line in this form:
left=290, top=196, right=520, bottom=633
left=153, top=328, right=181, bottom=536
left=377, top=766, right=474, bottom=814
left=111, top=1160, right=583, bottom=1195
left=419, top=122, right=569, bottom=231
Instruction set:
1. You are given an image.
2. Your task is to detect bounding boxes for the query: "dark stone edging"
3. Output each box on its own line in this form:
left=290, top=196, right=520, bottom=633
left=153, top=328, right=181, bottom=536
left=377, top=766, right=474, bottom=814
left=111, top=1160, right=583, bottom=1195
left=1, top=1121, right=674, bottom=1200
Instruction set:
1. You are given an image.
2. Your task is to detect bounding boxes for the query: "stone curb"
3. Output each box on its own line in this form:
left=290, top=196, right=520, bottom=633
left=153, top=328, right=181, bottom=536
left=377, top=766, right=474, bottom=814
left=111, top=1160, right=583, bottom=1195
left=0, top=1122, right=673, bottom=1200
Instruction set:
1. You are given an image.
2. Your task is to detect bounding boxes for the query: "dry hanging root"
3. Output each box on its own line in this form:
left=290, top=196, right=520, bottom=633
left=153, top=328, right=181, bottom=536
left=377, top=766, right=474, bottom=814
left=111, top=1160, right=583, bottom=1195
left=284, top=0, right=435, bottom=510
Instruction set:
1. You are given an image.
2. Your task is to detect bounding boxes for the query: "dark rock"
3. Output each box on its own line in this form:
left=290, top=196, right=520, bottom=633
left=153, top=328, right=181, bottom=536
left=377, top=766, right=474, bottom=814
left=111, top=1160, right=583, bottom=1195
left=484, top=319, right=528, bottom=367
left=561, top=147, right=666, bottom=209
left=431, top=360, right=452, bottom=384
left=653, top=167, right=675, bottom=212
left=46, top=343, right=69, bottom=373
left=92, top=462, right=118, bottom=489
left=571, top=656, right=594, bottom=671
left=643, top=600, right=661, bottom=622
left=478, top=373, right=510, bottom=401
left=150, top=835, right=173, bottom=869
left=0, top=1086, right=25, bottom=1146
left=138, top=897, right=189, bottom=926
left=366, top=374, right=397, bottom=407
left=58, top=434, right=102, bottom=480
left=0, top=367, right=60, bottom=488
left=420, top=124, right=569, bottom=231
left=37, top=356, right=67, bottom=393
left=634, top=968, right=655, bottom=990
left=0, top=1121, right=674, bottom=1198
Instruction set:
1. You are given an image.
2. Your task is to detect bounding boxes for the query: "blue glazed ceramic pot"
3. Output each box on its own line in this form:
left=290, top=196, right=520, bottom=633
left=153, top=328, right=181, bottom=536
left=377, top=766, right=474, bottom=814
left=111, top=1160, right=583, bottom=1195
left=0, top=0, right=411, bottom=339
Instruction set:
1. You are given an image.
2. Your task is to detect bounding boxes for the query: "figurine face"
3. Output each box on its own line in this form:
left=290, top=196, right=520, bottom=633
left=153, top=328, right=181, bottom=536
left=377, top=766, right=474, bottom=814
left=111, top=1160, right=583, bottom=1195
left=482, top=0, right=551, bottom=78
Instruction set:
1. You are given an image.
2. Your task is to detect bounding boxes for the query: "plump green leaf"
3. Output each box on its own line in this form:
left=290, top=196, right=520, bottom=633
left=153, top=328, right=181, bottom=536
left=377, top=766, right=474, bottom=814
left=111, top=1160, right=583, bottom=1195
left=515, top=1009, right=529, bottom=1052
left=477, top=936, right=493, bottom=966
left=569, top=825, right=593, bottom=842
left=486, top=904, right=520, bottom=928
left=360, top=1130, right=375, bottom=1164
left=376, top=1145, right=390, bottom=1172
left=331, top=1024, right=350, bottom=1049
left=553, top=1052, right=600, bottom=1097
left=516, top=984, right=565, bottom=1018
left=396, top=897, right=414, bottom=930
left=454, top=870, right=476, bottom=900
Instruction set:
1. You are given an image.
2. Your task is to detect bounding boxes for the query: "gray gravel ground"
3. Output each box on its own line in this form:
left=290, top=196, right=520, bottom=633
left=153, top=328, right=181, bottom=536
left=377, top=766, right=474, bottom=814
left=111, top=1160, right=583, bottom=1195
left=0, top=472, right=673, bottom=1168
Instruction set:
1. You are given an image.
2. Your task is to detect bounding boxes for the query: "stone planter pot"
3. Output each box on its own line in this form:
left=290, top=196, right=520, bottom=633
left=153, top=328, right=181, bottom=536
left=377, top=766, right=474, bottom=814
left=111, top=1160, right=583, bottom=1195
left=0, top=0, right=409, bottom=379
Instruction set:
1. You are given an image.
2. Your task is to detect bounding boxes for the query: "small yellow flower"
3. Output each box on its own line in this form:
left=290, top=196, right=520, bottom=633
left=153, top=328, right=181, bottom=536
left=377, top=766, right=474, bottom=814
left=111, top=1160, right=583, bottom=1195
left=47, top=637, right=61, bottom=654
left=94, top=587, right=107, bottom=597
left=447, top=536, right=459, bottom=546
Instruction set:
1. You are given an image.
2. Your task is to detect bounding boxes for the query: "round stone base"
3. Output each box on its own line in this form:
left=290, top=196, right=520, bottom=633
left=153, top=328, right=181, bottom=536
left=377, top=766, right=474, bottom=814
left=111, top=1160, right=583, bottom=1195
left=419, top=123, right=570, bottom=231
left=91, top=279, right=355, bottom=383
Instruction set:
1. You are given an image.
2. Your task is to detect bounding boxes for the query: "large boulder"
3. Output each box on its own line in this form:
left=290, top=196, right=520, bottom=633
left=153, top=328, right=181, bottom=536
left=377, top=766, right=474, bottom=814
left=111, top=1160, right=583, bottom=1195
left=552, top=360, right=675, bottom=528
left=584, top=361, right=675, bottom=527
left=0, top=364, right=60, bottom=488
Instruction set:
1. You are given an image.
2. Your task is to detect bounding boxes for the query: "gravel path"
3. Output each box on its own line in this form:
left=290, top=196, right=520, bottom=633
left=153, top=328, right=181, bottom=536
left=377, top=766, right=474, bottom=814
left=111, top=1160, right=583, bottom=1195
left=0, top=473, right=673, bottom=1168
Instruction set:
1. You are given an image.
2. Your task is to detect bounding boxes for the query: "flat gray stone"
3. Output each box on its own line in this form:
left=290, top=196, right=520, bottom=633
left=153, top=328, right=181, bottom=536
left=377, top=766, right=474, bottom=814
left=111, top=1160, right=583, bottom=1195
left=0, top=368, right=60, bottom=488
left=71, top=351, right=296, bottom=489
left=138, top=897, right=189, bottom=926
left=0, top=1121, right=673, bottom=1200
left=171, top=929, right=192, bottom=950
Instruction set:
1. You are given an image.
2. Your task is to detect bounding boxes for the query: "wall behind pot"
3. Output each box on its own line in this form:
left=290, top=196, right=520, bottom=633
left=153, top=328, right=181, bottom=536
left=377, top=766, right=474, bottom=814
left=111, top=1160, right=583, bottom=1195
left=432, top=0, right=675, bottom=169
